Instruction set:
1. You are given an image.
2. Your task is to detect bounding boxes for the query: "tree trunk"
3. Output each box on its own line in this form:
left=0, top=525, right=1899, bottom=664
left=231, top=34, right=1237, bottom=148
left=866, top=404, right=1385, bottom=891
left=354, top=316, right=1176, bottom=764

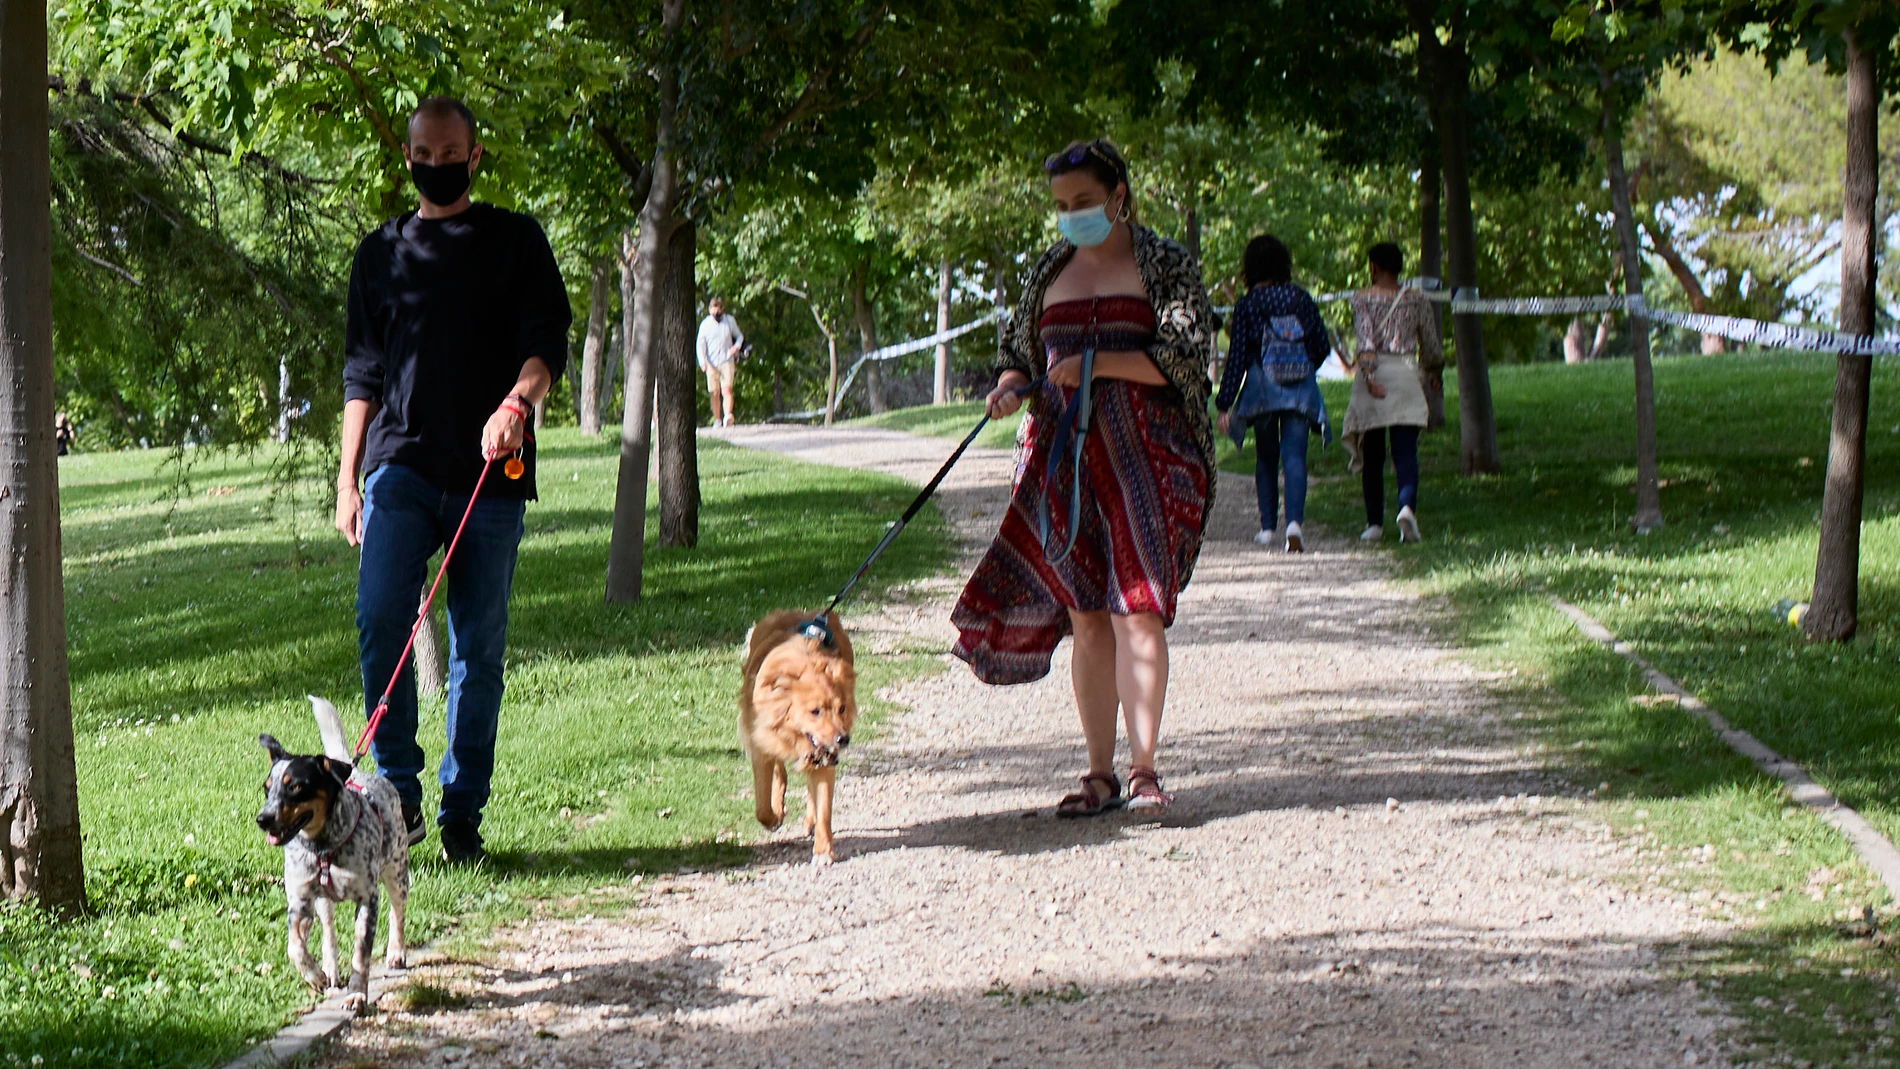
left=1643, top=219, right=1724, bottom=354
left=0, top=0, right=85, bottom=913
left=1418, top=146, right=1447, bottom=430
left=1806, top=24, right=1879, bottom=643
left=823, top=329, right=839, bottom=426
left=412, top=585, right=445, bottom=698
left=604, top=0, right=685, bottom=604
left=851, top=258, right=885, bottom=414
left=992, top=254, right=1008, bottom=361
left=1590, top=311, right=1612, bottom=361
left=656, top=218, right=699, bottom=548
left=579, top=255, right=610, bottom=436
left=602, top=320, right=622, bottom=429
left=1183, top=205, right=1202, bottom=267
left=933, top=257, right=952, bottom=405
left=1563, top=317, right=1587, bottom=364
left=275, top=356, right=293, bottom=442
left=1406, top=2, right=1500, bottom=475
left=1601, top=74, right=1662, bottom=534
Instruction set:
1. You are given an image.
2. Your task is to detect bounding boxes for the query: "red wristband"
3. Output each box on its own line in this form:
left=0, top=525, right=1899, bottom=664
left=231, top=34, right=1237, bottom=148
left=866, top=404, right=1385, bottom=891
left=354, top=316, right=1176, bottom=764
left=499, top=397, right=531, bottom=423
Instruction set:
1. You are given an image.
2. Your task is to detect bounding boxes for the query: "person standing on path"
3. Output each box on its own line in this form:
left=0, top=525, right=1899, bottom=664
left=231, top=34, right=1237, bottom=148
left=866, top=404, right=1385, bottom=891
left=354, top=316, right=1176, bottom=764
left=696, top=296, right=743, bottom=428
left=335, top=96, right=571, bottom=865
left=1342, top=243, right=1438, bottom=544
left=1213, top=235, right=1332, bottom=553
left=952, top=138, right=1216, bottom=816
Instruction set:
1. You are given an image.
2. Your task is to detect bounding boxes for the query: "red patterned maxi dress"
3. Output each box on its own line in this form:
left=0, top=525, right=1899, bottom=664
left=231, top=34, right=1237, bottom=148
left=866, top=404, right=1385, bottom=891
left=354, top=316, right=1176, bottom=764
left=950, top=294, right=1210, bottom=685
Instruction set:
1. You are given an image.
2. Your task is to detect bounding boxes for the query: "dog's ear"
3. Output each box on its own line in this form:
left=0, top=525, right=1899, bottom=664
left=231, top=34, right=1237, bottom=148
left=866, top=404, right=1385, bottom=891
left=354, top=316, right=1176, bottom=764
left=322, top=757, right=354, bottom=792
left=258, top=734, right=289, bottom=763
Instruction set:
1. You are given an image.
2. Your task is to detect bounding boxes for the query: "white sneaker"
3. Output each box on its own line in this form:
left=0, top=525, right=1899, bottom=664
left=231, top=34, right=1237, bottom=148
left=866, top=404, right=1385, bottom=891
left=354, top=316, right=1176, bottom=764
left=1252, top=529, right=1275, bottom=546
left=1360, top=525, right=1383, bottom=542
left=1397, top=506, right=1421, bottom=543
left=1285, top=521, right=1304, bottom=553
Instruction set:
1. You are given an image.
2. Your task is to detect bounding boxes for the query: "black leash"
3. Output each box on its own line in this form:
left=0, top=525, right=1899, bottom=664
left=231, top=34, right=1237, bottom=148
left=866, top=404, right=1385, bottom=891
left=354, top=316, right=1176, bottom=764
left=800, top=376, right=1045, bottom=647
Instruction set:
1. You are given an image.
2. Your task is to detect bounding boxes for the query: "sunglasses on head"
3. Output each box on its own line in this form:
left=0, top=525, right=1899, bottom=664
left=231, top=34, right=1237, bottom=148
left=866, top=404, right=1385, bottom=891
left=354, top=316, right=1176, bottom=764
left=1043, top=141, right=1124, bottom=179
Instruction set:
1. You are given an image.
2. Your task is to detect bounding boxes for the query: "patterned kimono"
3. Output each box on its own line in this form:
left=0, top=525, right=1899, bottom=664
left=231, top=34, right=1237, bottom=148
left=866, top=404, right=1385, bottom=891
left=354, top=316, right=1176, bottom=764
left=951, top=224, right=1217, bottom=686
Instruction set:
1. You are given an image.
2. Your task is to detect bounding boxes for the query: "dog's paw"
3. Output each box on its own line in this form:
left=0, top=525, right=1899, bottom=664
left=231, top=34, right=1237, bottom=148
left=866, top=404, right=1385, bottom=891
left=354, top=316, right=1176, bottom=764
left=810, top=850, right=834, bottom=867
left=300, top=969, right=330, bottom=994
left=754, top=812, right=783, bottom=832
left=340, top=989, right=369, bottom=1014
left=384, top=952, right=407, bottom=972
left=800, top=812, right=815, bottom=836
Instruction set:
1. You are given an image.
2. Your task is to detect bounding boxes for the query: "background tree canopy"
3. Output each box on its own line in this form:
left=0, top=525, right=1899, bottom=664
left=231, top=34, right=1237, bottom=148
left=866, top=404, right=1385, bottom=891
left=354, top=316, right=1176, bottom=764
left=35, top=0, right=1898, bottom=437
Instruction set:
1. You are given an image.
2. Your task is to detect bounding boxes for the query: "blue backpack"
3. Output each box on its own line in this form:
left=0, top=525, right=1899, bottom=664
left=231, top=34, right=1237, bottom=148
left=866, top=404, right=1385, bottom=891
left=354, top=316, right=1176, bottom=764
left=1259, top=314, right=1313, bottom=387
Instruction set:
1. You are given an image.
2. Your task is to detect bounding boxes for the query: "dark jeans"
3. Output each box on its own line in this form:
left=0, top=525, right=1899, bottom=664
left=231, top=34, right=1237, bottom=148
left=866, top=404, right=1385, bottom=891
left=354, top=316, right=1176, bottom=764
left=1250, top=411, right=1311, bottom=529
left=357, top=463, right=524, bottom=829
left=1360, top=425, right=1421, bottom=526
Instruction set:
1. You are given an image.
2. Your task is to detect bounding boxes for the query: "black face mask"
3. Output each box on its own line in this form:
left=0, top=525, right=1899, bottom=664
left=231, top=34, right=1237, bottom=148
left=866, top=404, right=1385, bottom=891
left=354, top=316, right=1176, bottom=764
left=410, top=159, right=473, bottom=208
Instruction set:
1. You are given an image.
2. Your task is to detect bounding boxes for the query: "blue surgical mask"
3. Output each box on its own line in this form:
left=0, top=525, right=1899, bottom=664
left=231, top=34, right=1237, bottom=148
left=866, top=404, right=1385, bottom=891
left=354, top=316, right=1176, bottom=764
left=1056, top=203, right=1116, bottom=248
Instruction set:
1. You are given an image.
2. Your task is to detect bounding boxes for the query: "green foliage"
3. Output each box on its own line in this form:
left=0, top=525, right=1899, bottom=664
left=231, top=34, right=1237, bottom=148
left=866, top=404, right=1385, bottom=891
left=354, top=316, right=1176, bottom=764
left=46, top=92, right=348, bottom=450
left=1641, top=49, right=1900, bottom=323
left=59, top=0, right=621, bottom=218
left=1, top=429, right=950, bottom=1068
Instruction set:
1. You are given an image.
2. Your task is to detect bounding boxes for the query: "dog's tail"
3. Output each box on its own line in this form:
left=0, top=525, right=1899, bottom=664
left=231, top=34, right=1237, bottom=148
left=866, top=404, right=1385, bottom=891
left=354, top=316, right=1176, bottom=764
left=307, top=695, right=351, bottom=763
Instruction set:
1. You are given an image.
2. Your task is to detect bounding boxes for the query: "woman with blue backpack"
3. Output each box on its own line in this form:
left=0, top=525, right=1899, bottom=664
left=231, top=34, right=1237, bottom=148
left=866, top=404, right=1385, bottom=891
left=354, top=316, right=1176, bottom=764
left=1214, top=234, right=1332, bottom=552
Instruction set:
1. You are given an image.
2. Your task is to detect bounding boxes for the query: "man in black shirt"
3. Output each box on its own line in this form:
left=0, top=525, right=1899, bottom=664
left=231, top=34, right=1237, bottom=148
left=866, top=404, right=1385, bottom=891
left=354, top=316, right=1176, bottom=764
left=337, top=96, right=570, bottom=864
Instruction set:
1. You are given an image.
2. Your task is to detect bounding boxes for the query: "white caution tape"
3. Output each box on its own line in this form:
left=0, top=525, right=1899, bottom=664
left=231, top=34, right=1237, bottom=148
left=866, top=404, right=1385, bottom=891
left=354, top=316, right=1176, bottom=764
left=768, top=308, right=1005, bottom=421
left=1627, top=296, right=1900, bottom=357
left=1304, top=277, right=1900, bottom=355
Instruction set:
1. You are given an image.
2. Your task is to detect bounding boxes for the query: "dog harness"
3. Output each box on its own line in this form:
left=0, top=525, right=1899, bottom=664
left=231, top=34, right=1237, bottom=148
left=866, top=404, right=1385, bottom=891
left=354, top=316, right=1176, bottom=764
left=313, top=781, right=392, bottom=897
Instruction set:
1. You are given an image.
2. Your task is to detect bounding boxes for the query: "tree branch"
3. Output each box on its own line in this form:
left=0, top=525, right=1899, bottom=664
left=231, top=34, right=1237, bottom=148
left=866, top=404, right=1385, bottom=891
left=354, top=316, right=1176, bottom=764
left=47, top=75, right=330, bottom=185
left=753, top=6, right=888, bottom=153
left=594, top=121, right=655, bottom=206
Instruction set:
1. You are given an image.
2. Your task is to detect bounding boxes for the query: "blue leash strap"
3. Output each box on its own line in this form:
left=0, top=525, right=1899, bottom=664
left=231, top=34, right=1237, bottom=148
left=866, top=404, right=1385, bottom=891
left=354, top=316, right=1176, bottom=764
left=1036, top=347, right=1096, bottom=564
left=800, top=376, right=1042, bottom=647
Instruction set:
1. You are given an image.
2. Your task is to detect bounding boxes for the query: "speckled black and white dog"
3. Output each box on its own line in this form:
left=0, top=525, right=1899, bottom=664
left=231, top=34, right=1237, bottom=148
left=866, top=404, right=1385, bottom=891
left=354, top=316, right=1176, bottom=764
left=256, top=696, right=409, bottom=1009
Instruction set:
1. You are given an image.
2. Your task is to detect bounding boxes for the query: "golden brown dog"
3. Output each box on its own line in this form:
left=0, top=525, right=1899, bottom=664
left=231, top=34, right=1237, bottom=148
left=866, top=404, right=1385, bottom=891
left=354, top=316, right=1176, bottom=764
left=739, top=609, right=857, bottom=864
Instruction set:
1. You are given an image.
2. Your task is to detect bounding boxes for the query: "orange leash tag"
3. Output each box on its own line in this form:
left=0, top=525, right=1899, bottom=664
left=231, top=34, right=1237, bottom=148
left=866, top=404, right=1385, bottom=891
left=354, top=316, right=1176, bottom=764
left=504, top=456, right=525, bottom=480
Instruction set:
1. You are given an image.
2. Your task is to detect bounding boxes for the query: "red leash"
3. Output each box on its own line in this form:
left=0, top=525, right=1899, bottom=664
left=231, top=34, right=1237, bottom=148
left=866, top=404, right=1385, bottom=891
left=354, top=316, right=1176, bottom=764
left=353, top=446, right=523, bottom=760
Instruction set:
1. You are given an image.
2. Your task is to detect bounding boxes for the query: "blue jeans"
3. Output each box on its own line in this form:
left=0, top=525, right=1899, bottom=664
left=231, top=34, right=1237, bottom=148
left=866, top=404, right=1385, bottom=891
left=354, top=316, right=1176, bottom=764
left=1250, top=412, right=1311, bottom=529
left=357, top=463, right=525, bottom=829
left=1360, top=425, right=1421, bottom=526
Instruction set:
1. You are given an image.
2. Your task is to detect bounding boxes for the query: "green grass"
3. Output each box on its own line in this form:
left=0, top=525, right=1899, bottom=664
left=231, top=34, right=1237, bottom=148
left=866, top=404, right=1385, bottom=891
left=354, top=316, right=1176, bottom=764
left=1, top=428, right=950, bottom=1069
left=882, top=353, right=1900, bottom=1063
left=1226, top=351, right=1900, bottom=1066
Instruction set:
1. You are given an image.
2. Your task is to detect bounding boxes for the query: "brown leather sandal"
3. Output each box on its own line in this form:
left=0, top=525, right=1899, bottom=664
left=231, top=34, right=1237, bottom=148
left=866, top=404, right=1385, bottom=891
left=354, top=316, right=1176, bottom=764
left=1125, top=766, right=1174, bottom=810
left=1055, top=771, right=1123, bottom=818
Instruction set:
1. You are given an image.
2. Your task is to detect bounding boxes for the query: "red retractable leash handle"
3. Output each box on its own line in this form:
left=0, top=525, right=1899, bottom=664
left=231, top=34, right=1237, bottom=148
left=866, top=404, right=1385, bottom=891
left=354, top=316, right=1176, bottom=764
left=352, top=431, right=531, bottom=761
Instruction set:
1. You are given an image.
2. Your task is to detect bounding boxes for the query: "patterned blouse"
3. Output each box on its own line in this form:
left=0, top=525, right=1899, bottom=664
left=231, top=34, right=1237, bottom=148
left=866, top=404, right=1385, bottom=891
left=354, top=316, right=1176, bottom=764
left=997, top=223, right=1218, bottom=504
left=1348, top=288, right=1444, bottom=368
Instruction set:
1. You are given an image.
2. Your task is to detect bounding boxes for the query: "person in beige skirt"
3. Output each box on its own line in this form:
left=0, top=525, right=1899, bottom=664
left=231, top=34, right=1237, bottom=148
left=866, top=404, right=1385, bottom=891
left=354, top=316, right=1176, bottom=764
left=1342, top=243, right=1441, bottom=543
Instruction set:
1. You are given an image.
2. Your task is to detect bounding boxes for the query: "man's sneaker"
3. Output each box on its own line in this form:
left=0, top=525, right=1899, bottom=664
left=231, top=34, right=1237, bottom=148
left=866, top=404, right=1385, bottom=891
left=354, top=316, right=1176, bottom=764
left=401, top=804, right=427, bottom=847
left=1397, top=506, right=1422, bottom=544
left=1252, top=529, right=1276, bottom=546
left=439, top=820, right=486, bottom=866
left=1360, top=524, right=1384, bottom=542
left=1285, top=521, right=1304, bottom=553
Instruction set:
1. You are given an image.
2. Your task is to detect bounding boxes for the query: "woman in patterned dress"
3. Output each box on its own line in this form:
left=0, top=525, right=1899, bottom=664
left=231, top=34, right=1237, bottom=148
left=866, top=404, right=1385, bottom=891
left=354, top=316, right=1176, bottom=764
left=950, top=139, right=1216, bottom=815
left=1342, top=243, right=1441, bottom=543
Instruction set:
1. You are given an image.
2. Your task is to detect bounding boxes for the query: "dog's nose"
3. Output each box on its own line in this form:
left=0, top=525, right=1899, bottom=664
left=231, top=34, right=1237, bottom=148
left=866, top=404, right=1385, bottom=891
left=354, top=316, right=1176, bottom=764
left=838, top=733, right=851, bottom=748
left=255, top=811, right=274, bottom=829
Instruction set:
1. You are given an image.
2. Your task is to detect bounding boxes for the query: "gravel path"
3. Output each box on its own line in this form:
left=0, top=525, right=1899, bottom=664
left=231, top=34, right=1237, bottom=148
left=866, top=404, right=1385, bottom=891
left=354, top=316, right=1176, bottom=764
left=320, top=424, right=1735, bottom=1069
